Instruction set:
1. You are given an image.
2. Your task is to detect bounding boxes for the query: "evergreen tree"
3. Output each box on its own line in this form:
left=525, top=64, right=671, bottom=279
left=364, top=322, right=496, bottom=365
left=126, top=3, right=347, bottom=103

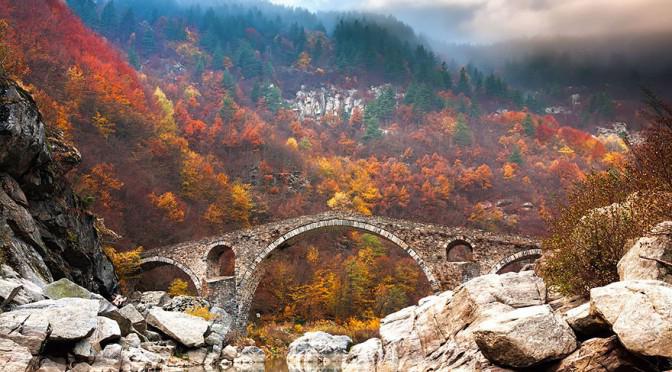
left=263, top=84, right=283, bottom=113
left=220, top=95, right=236, bottom=120
left=127, top=47, right=140, bottom=69
left=509, top=145, right=523, bottom=165
left=363, top=115, right=382, bottom=141
left=522, top=113, right=536, bottom=137
left=456, top=67, right=471, bottom=96
left=453, top=114, right=472, bottom=146
left=221, top=69, right=236, bottom=91
left=100, top=0, right=117, bottom=36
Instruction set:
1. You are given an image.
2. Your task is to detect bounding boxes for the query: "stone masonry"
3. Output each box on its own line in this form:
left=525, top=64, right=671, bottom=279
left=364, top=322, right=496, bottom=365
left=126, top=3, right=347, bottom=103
left=142, top=211, right=540, bottom=329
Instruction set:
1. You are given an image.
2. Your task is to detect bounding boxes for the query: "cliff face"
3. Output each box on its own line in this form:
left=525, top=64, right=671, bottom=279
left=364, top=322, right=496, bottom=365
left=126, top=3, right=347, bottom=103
left=0, top=76, right=117, bottom=296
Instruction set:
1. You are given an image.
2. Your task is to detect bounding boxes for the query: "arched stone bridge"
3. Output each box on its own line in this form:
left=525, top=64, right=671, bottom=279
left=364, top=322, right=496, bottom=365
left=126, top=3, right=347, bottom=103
left=142, top=211, right=540, bottom=329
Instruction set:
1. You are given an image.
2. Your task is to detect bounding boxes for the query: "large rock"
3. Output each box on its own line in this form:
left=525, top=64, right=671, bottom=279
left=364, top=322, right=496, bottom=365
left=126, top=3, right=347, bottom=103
left=590, top=280, right=672, bottom=358
left=549, top=336, right=658, bottom=372
left=146, top=308, right=209, bottom=347
left=118, top=304, right=145, bottom=334
left=287, top=331, right=352, bottom=365
left=0, top=337, right=37, bottom=371
left=43, top=278, right=92, bottom=299
left=139, top=291, right=170, bottom=307
left=563, top=302, right=610, bottom=338
left=377, top=271, right=546, bottom=371
left=233, top=346, right=265, bottom=365
left=162, top=295, right=209, bottom=312
left=0, top=77, right=118, bottom=297
left=342, top=338, right=384, bottom=372
left=18, top=298, right=99, bottom=341
left=474, top=305, right=577, bottom=368
left=618, top=221, right=672, bottom=284
left=0, top=309, right=50, bottom=354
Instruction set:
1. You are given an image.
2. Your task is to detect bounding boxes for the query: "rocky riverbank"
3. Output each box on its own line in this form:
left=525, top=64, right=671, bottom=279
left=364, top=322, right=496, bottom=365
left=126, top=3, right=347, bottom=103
left=284, top=222, right=672, bottom=371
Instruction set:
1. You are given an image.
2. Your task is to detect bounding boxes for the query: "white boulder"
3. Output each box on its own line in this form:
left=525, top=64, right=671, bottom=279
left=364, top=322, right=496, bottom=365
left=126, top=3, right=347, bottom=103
left=342, top=338, right=383, bottom=372
left=617, top=221, right=672, bottom=283
left=474, top=305, right=577, bottom=368
left=287, top=331, right=352, bottom=365
left=145, top=308, right=209, bottom=347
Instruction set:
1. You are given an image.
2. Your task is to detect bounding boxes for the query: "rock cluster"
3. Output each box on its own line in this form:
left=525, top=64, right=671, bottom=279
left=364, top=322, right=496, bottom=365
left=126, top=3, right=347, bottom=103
left=339, top=222, right=672, bottom=371
left=286, top=331, right=352, bottom=367
left=0, top=278, right=259, bottom=371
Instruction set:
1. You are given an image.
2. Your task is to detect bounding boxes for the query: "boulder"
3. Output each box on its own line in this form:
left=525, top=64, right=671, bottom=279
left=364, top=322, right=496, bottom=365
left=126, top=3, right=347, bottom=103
left=342, top=338, right=384, bottom=372
left=146, top=308, right=209, bottom=347
left=549, top=336, right=658, bottom=372
left=121, top=346, right=166, bottom=370
left=617, top=221, right=672, bottom=284
left=0, top=309, right=50, bottom=354
left=0, top=265, right=45, bottom=306
left=139, top=291, right=170, bottom=307
left=377, top=271, right=546, bottom=371
left=18, top=298, right=99, bottom=341
left=0, top=278, right=23, bottom=308
left=118, top=305, right=146, bottom=334
left=0, top=338, right=38, bottom=371
left=122, top=333, right=141, bottom=349
left=233, top=346, right=265, bottom=365
left=563, top=302, right=610, bottom=338
left=91, top=316, right=121, bottom=345
left=590, top=280, right=672, bottom=358
left=287, top=331, right=352, bottom=365
left=221, top=345, right=238, bottom=361
left=162, top=295, right=209, bottom=312
left=37, top=358, right=67, bottom=372
left=92, top=344, right=123, bottom=372
left=43, top=278, right=92, bottom=299
left=474, top=305, right=577, bottom=368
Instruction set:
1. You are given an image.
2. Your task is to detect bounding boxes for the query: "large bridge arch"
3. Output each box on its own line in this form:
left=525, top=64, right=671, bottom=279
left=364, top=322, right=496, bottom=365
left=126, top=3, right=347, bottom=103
left=235, top=217, right=441, bottom=323
left=140, top=256, right=203, bottom=294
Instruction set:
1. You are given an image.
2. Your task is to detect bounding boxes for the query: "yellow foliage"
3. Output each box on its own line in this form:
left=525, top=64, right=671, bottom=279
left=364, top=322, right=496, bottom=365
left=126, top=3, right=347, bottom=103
left=502, top=163, right=517, bottom=179
left=306, top=246, right=319, bottom=265
left=295, top=51, right=311, bottom=70
left=104, top=246, right=143, bottom=294
left=286, top=137, right=299, bottom=151
left=153, top=87, right=177, bottom=135
left=168, top=278, right=191, bottom=296
left=185, top=306, right=217, bottom=321
left=149, top=192, right=185, bottom=222
left=92, top=111, right=116, bottom=139
left=231, top=181, right=253, bottom=226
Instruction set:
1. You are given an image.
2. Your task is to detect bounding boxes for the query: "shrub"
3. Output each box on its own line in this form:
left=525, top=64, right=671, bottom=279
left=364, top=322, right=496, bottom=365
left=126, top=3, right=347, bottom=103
left=185, top=306, right=217, bottom=321
left=539, top=94, right=672, bottom=296
left=104, top=246, right=143, bottom=293
left=168, top=278, right=191, bottom=296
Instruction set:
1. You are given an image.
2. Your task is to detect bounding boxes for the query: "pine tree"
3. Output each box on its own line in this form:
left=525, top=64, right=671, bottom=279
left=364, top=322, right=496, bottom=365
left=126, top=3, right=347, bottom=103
left=522, top=113, right=536, bottom=137
left=363, top=115, right=382, bottom=141
left=100, top=0, right=117, bottom=36
left=454, top=114, right=472, bottom=146
left=509, top=145, right=524, bottom=165
left=127, top=47, right=139, bottom=69
left=456, top=67, right=471, bottom=96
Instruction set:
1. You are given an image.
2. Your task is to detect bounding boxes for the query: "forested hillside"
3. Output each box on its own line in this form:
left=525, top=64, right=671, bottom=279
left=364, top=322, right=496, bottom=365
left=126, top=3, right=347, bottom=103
left=0, top=0, right=631, bottom=325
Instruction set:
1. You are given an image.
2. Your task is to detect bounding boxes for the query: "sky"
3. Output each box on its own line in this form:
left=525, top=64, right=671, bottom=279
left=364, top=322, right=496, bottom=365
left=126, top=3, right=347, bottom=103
left=269, top=0, right=672, bottom=43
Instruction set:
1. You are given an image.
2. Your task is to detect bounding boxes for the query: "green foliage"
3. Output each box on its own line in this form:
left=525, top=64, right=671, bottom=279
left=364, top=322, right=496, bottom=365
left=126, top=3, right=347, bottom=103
left=363, top=115, right=382, bottom=141
left=508, top=145, right=523, bottom=165
left=403, top=83, right=439, bottom=114
left=522, top=113, right=536, bottom=137
left=453, top=114, right=472, bottom=146
left=456, top=67, right=471, bottom=96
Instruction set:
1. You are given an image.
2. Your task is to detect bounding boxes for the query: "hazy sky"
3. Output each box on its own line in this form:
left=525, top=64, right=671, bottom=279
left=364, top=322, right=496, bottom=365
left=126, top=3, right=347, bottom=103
left=270, top=0, right=672, bottom=43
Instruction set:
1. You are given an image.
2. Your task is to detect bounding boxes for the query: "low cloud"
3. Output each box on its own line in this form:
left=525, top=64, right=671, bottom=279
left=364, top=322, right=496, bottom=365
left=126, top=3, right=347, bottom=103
left=271, top=0, right=672, bottom=43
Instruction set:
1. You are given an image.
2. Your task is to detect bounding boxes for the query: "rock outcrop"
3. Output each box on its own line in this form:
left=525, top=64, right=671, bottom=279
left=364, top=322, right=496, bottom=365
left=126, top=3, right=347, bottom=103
left=590, top=280, right=672, bottom=358
left=342, top=337, right=384, bottom=372
left=550, top=336, right=656, bottom=372
left=0, top=76, right=117, bottom=296
left=618, top=221, right=672, bottom=284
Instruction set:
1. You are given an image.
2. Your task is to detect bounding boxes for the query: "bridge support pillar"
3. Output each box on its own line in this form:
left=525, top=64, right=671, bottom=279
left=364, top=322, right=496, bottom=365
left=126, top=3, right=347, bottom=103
left=206, top=277, right=237, bottom=318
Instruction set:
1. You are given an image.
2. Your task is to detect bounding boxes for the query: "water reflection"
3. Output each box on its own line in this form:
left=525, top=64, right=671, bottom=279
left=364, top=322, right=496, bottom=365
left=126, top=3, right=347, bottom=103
left=190, top=358, right=342, bottom=372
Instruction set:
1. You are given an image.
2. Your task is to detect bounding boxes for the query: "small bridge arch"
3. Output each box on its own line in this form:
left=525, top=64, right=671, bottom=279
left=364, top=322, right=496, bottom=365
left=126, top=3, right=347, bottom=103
left=140, top=256, right=203, bottom=293
left=489, top=248, right=542, bottom=274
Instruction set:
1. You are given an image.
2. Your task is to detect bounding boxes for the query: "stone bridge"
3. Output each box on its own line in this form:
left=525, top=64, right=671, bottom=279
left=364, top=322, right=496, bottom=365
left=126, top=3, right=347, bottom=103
left=141, top=211, right=540, bottom=329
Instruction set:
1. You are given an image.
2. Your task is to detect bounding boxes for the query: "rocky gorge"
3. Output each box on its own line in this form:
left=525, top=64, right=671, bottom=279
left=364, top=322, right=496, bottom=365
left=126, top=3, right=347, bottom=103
left=1, top=73, right=671, bottom=371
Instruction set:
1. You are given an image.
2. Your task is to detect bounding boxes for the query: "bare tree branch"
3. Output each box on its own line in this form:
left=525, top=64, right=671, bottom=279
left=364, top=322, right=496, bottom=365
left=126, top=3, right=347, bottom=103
left=639, top=255, right=672, bottom=268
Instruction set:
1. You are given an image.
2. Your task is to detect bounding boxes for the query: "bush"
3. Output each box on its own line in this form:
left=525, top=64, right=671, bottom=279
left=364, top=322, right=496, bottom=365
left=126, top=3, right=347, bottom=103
left=168, top=278, right=191, bottom=296
left=185, top=306, right=217, bottom=321
left=104, top=246, right=143, bottom=293
left=539, top=94, right=672, bottom=296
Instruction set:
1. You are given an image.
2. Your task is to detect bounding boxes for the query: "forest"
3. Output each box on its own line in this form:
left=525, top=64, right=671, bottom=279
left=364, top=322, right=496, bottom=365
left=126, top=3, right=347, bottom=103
left=0, top=0, right=640, bottom=347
